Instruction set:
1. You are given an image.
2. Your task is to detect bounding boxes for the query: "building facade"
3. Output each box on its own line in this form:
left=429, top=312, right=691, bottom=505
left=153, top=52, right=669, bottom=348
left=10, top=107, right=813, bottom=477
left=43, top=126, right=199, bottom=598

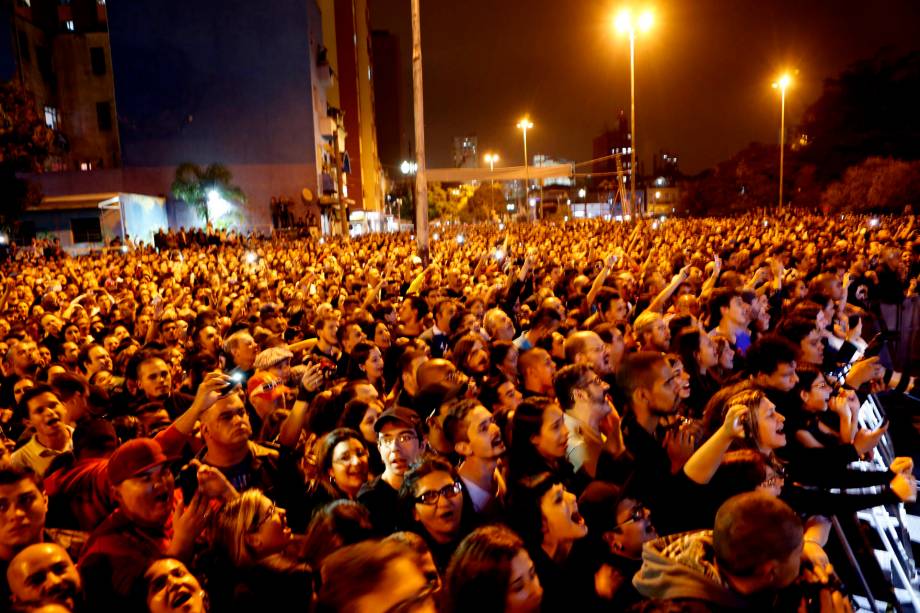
left=6, top=0, right=120, bottom=172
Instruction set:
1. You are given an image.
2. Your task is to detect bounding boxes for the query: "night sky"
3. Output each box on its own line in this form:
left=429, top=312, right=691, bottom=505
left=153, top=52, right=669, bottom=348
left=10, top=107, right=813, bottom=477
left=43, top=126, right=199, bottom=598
left=371, top=0, right=920, bottom=174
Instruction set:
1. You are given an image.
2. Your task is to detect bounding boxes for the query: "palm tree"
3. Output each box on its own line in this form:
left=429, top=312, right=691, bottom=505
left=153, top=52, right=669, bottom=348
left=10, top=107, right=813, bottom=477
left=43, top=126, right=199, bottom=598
left=170, top=162, right=246, bottom=226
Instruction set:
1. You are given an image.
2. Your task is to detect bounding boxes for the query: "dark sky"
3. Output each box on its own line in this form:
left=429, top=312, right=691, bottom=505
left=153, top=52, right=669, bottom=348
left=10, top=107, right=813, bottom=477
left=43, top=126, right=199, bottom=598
left=371, top=0, right=920, bottom=174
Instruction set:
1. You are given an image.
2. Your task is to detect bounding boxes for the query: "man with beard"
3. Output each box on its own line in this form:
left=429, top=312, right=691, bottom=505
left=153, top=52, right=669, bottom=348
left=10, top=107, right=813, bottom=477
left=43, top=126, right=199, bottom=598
left=358, top=407, right=425, bottom=535
left=570, top=482, right=658, bottom=610
left=78, top=438, right=210, bottom=611
left=11, top=386, right=73, bottom=477
left=632, top=311, right=671, bottom=353
left=564, top=331, right=613, bottom=377
left=554, top=364, right=626, bottom=479
left=443, top=399, right=506, bottom=518
left=6, top=543, right=83, bottom=611
left=616, top=352, right=703, bottom=534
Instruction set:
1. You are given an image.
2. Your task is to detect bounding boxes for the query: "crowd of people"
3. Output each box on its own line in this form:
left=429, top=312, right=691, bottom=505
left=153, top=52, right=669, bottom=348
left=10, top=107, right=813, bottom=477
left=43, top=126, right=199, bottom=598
left=0, top=210, right=917, bottom=612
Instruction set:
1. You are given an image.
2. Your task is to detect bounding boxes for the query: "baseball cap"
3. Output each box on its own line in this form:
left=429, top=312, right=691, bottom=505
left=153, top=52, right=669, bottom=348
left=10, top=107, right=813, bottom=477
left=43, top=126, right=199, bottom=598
left=247, top=371, right=285, bottom=402
left=374, top=407, right=423, bottom=437
left=108, top=438, right=173, bottom=485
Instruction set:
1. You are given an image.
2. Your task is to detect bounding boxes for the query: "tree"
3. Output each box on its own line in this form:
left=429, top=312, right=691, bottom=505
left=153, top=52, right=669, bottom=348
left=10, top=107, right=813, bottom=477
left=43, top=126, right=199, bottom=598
left=796, top=50, right=920, bottom=184
left=170, top=162, right=246, bottom=226
left=820, top=157, right=920, bottom=212
left=0, top=80, right=55, bottom=232
left=427, top=182, right=474, bottom=221
left=464, top=184, right=503, bottom=222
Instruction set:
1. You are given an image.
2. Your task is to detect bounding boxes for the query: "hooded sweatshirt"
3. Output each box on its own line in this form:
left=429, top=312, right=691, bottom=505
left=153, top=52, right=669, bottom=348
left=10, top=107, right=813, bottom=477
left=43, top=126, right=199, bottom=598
left=632, top=530, right=751, bottom=610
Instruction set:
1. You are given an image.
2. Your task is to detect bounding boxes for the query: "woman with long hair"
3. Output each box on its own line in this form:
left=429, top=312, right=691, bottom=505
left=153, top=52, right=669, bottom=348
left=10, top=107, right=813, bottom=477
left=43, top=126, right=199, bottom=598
left=309, top=428, right=371, bottom=505
left=451, top=334, right=491, bottom=381
left=507, top=398, right=586, bottom=495
left=347, top=341, right=386, bottom=394
left=508, top=472, right=586, bottom=612
left=445, top=525, right=543, bottom=613
left=337, top=398, right=384, bottom=475
left=206, top=489, right=313, bottom=613
left=674, top=327, right=720, bottom=418
left=787, top=365, right=857, bottom=449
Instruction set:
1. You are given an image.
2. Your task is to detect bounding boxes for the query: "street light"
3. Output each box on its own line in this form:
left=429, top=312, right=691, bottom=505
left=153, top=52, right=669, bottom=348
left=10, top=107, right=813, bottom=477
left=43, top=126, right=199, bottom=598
left=614, top=7, right=653, bottom=217
left=484, top=153, right=499, bottom=217
left=772, top=73, right=792, bottom=209
left=516, top=118, right=533, bottom=219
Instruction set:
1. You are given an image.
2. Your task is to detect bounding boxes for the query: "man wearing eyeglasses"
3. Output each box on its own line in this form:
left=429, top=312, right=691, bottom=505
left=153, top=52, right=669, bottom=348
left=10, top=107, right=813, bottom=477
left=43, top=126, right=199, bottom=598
left=358, top=407, right=425, bottom=535
left=576, top=481, right=658, bottom=610
left=554, top=363, right=626, bottom=479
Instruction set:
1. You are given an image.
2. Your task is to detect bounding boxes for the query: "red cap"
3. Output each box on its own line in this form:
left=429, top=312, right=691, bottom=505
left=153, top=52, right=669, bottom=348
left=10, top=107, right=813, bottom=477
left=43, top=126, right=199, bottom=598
left=108, top=438, right=172, bottom=485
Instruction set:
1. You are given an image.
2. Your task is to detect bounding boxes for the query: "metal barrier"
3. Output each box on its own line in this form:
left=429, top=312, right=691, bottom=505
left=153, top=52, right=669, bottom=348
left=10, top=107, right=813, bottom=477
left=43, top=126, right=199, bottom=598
left=848, top=394, right=920, bottom=611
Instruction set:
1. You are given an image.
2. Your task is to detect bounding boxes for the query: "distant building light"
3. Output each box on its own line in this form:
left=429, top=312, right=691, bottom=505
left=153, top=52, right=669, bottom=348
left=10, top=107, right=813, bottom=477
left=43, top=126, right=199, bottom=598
left=64, top=20, right=74, bottom=31
left=506, top=204, right=515, bottom=211
left=655, top=191, right=661, bottom=199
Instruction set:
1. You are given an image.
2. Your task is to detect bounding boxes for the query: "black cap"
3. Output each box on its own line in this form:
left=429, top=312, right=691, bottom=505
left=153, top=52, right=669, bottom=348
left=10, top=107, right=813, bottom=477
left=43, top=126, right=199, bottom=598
left=374, top=407, right=423, bottom=437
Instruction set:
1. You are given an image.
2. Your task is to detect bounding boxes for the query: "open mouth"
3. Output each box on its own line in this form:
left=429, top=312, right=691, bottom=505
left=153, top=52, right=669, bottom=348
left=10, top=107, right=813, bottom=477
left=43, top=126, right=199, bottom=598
left=571, top=510, right=585, bottom=525
left=46, top=417, right=61, bottom=428
left=168, top=586, right=193, bottom=608
left=154, top=490, right=172, bottom=505
left=438, top=509, right=456, bottom=521
left=491, top=435, right=504, bottom=448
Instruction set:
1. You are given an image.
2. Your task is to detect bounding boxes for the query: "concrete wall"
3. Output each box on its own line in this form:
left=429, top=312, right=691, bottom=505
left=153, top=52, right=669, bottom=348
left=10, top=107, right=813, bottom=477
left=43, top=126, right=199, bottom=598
left=52, top=31, right=120, bottom=169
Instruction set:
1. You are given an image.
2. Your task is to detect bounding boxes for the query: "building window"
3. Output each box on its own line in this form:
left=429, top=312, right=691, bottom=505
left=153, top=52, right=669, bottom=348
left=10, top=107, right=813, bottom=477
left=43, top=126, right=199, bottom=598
left=96, top=101, right=112, bottom=131
left=64, top=20, right=74, bottom=31
left=90, top=47, right=106, bottom=75
left=71, top=218, right=102, bottom=243
left=80, top=162, right=93, bottom=171
left=44, top=106, right=60, bottom=129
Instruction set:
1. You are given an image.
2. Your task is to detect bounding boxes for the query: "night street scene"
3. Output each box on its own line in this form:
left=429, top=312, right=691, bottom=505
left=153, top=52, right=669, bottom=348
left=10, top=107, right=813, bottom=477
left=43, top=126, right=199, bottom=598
left=0, top=0, right=919, bottom=611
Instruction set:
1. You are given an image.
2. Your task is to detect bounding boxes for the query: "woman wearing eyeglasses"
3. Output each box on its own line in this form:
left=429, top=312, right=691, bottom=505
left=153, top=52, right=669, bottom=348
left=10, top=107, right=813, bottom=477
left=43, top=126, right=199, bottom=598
left=508, top=472, right=587, bottom=613
left=398, top=455, right=476, bottom=572
left=304, top=428, right=371, bottom=513
left=205, top=488, right=313, bottom=613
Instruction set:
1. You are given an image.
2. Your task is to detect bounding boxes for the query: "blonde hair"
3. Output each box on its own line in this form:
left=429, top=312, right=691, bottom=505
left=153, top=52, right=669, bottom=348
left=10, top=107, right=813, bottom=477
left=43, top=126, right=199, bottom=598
left=214, top=489, right=267, bottom=567
left=213, top=489, right=309, bottom=573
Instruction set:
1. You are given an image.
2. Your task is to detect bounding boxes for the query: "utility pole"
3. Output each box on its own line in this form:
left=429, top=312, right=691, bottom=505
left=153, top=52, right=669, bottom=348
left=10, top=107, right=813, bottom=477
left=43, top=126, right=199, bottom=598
left=411, top=0, right=429, bottom=263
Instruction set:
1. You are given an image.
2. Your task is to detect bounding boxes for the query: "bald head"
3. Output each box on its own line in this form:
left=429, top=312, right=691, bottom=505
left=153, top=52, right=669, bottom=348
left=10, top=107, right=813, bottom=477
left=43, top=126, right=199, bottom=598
left=564, top=330, right=611, bottom=375
left=6, top=543, right=81, bottom=609
left=416, top=358, right=457, bottom=390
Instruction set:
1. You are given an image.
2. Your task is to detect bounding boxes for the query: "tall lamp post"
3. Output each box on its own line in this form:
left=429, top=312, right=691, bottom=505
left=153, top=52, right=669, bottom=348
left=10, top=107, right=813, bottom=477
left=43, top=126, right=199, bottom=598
left=484, top=153, right=499, bottom=218
left=516, top=118, right=533, bottom=220
left=615, top=8, right=653, bottom=217
left=772, top=73, right=791, bottom=209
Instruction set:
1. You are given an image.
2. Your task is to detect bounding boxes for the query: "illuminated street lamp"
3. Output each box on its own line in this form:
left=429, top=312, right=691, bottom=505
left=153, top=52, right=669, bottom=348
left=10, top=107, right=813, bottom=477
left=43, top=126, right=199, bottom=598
left=614, top=7, right=653, bottom=217
left=484, top=152, right=499, bottom=217
left=516, top=118, right=533, bottom=219
left=772, top=73, right=792, bottom=209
